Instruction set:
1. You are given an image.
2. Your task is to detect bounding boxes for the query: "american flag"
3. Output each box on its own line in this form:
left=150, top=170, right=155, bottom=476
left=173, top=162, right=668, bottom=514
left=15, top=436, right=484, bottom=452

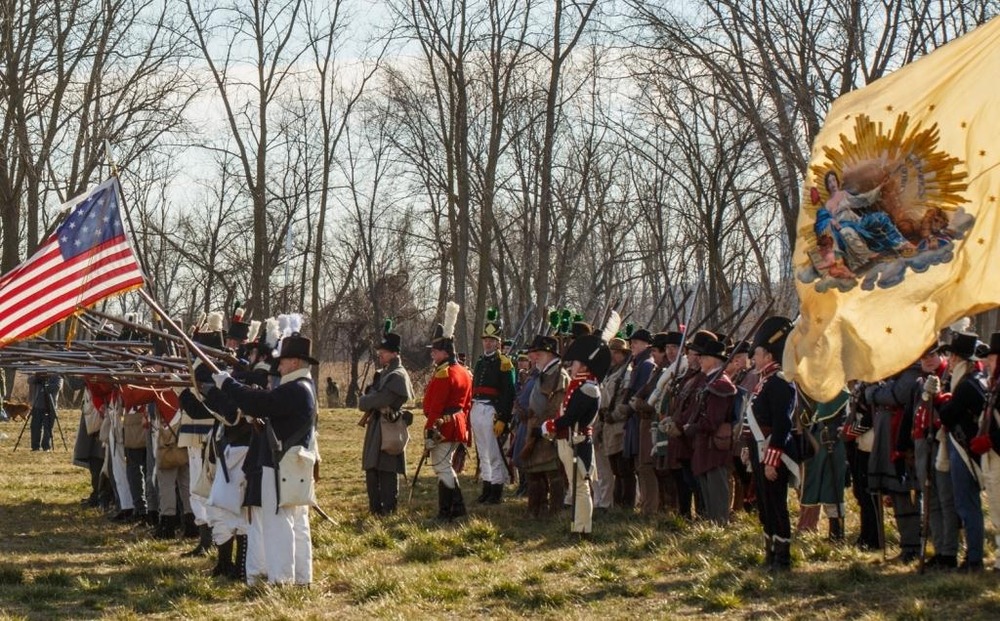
left=0, top=178, right=146, bottom=346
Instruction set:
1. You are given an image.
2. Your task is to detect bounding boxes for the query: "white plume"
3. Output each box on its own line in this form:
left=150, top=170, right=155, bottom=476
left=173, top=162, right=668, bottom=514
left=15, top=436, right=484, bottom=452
left=205, top=311, right=224, bottom=333
left=277, top=313, right=303, bottom=337
left=442, top=301, right=460, bottom=339
left=950, top=317, right=971, bottom=333
left=601, top=310, right=621, bottom=344
left=193, top=312, right=206, bottom=334
left=248, top=320, right=261, bottom=343
left=264, top=317, right=281, bottom=348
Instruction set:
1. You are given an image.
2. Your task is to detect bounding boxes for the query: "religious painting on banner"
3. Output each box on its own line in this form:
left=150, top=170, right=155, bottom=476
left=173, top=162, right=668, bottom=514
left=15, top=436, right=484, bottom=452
left=786, top=17, right=1000, bottom=402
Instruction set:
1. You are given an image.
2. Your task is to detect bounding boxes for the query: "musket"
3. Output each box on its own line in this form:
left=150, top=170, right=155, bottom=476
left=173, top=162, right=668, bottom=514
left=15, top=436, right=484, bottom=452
left=408, top=449, right=429, bottom=503
left=643, top=287, right=672, bottom=330
left=687, top=300, right=723, bottom=335
left=917, top=389, right=934, bottom=574
left=661, top=288, right=693, bottom=332
left=506, top=303, right=537, bottom=353
left=83, top=306, right=238, bottom=368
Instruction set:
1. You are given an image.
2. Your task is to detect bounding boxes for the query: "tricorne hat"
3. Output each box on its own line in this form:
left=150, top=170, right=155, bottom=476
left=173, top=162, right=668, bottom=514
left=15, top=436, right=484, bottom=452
left=628, top=328, right=652, bottom=344
left=700, top=338, right=727, bottom=361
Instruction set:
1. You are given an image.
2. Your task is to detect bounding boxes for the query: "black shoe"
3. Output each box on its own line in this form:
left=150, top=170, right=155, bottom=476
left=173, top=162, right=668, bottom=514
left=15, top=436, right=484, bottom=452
left=476, top=482, right=490, bottom=504
left=484, top=483, right=503, bottom=505
left=925, top=554, right=957, bottom=570
left=958, top=560, right=984, bottom=573
left=111, top=509, right=134, bottom=522
left=145, top=511, right=159, bottom=527
left=182, top=524, right=213, bottom=557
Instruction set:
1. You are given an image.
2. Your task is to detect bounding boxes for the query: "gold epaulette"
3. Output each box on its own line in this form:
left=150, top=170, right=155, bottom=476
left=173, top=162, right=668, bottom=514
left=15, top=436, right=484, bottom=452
left=499, top=353, right=513, bottom=372
left=435, top=363, right=451, bottom=379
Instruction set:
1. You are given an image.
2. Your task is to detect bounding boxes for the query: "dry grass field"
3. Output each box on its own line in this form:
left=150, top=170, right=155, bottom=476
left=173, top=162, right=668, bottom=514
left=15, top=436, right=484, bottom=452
left=1, top=408, right=1000, bottom=620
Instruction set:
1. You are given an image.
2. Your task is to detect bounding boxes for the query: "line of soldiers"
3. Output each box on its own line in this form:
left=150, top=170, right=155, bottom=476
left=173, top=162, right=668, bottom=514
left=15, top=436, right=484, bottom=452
left=73, top=307, right=320, bottom=586
left=828, top=324, right=1000, bottom=573
left=357, top=303, right=803, bottom=562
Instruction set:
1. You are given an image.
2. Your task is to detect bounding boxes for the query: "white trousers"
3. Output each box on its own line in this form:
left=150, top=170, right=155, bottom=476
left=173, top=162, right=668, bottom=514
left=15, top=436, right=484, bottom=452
left=187, top=447, right=209, bottom=524
left=592, top=446, right=614, bottom=509
left=431, top=441, right=459, bottom=488
left=258, top=466, right=312, bottom=585
left=108, top=428, right=133, bottom=510
left=246, top=506, right=266, bottom=586
left=558, top=439, right=593, bottom=533
left=471, top=401, right=507, bottom=484
left=208, top=445, right=249, bottom=543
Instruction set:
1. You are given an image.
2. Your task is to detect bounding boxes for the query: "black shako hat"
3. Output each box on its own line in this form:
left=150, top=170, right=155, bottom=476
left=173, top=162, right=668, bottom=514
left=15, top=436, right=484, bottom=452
left=525, top=334, right=560, bottom=355
left=989, top=332, right=1000, bottom=356
left=751, top=316, right=794, bottom=358
left=562, top=334, right=611, bottom=381
left=378, top=332, right=402, bottom=353
left=273, top=332, right=319, bottom=365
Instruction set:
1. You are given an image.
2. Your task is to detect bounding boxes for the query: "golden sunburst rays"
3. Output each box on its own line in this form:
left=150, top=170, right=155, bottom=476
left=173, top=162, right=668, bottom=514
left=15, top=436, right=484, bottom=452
left=800, top=112, right=970, bottom=245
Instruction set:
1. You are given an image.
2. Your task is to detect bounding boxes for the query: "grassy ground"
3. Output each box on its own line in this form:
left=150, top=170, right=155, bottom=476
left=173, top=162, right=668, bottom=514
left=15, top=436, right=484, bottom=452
left=1, top=409, right=1000, bottom=620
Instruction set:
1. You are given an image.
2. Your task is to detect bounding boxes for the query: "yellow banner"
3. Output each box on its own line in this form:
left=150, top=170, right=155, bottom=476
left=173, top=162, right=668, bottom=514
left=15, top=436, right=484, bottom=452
left=786, top=17, right=1000, bottom=401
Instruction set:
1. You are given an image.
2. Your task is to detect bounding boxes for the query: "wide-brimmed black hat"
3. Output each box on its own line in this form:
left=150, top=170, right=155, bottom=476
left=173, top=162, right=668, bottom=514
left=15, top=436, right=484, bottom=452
left=751, top=316, right=794, bottom=358
left=730, top=340, right=751, bottom=356
left=273, top=332, right=319, bottom=365
left=651, top=332, right=672, bottom=350
left=686, top=330, right=718, bottom=354
left=628, top=328, right=652, bottom=344
left=664, top=331, right=683, bottom=346
left=700, top=338, right=727, bottom=361
left=562, top=334, right=611, bottom=380
left=525, top=334, right=559, bottom=355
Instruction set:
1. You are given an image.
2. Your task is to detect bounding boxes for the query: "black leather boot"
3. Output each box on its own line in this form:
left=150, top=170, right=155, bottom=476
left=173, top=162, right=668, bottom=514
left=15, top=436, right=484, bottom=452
left=763, top=535, right=774, bottom=568
left=154, top=514, right=177, bottom=540
left=476, top=481, right=490, bottom=504
left=211, top=538, right=234, bottom=577
left=182, top=513, right=199, bottom=538
left=230, top=535, right=248, bottom=581
left=450, top=484, right=467, bottom=519
left=829, top=517, right=844, bottom=542
left=182, top=524, right=213, bottom=557
left=436, top=481, right=451, bottom=521
left=771, top=540, right=792, bottom=571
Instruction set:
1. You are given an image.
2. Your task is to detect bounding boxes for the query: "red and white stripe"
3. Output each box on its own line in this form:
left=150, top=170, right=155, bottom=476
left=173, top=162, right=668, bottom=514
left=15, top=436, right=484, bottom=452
left=0, top=235, right=144, bottom=345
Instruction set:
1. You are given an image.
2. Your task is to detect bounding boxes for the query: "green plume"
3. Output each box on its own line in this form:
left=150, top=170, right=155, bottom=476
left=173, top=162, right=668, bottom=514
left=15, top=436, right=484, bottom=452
left=548, top=311, right=560, bottom=329
left=624, top=323, right=634, bottom=338
left=486, top=307, right=498, bottom=321
left=383, top=318, right=393, bottom=335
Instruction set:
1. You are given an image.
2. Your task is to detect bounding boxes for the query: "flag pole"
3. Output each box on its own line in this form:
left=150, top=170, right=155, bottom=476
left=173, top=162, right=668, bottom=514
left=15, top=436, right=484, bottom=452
left=136, top=289, right=220, bottom=374
left=104, top=139, right=152, bottom=292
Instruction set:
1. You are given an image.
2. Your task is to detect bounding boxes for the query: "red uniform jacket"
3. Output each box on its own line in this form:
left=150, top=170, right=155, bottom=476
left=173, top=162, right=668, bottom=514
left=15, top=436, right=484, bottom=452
left=119, top=383, right=180, bottom=425
left=423, top=361, right=472, bottom=443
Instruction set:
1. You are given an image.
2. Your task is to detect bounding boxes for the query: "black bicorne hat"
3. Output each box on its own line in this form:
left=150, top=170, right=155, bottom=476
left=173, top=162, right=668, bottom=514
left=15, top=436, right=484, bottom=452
left=563, top=334, right=612, bottom=380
